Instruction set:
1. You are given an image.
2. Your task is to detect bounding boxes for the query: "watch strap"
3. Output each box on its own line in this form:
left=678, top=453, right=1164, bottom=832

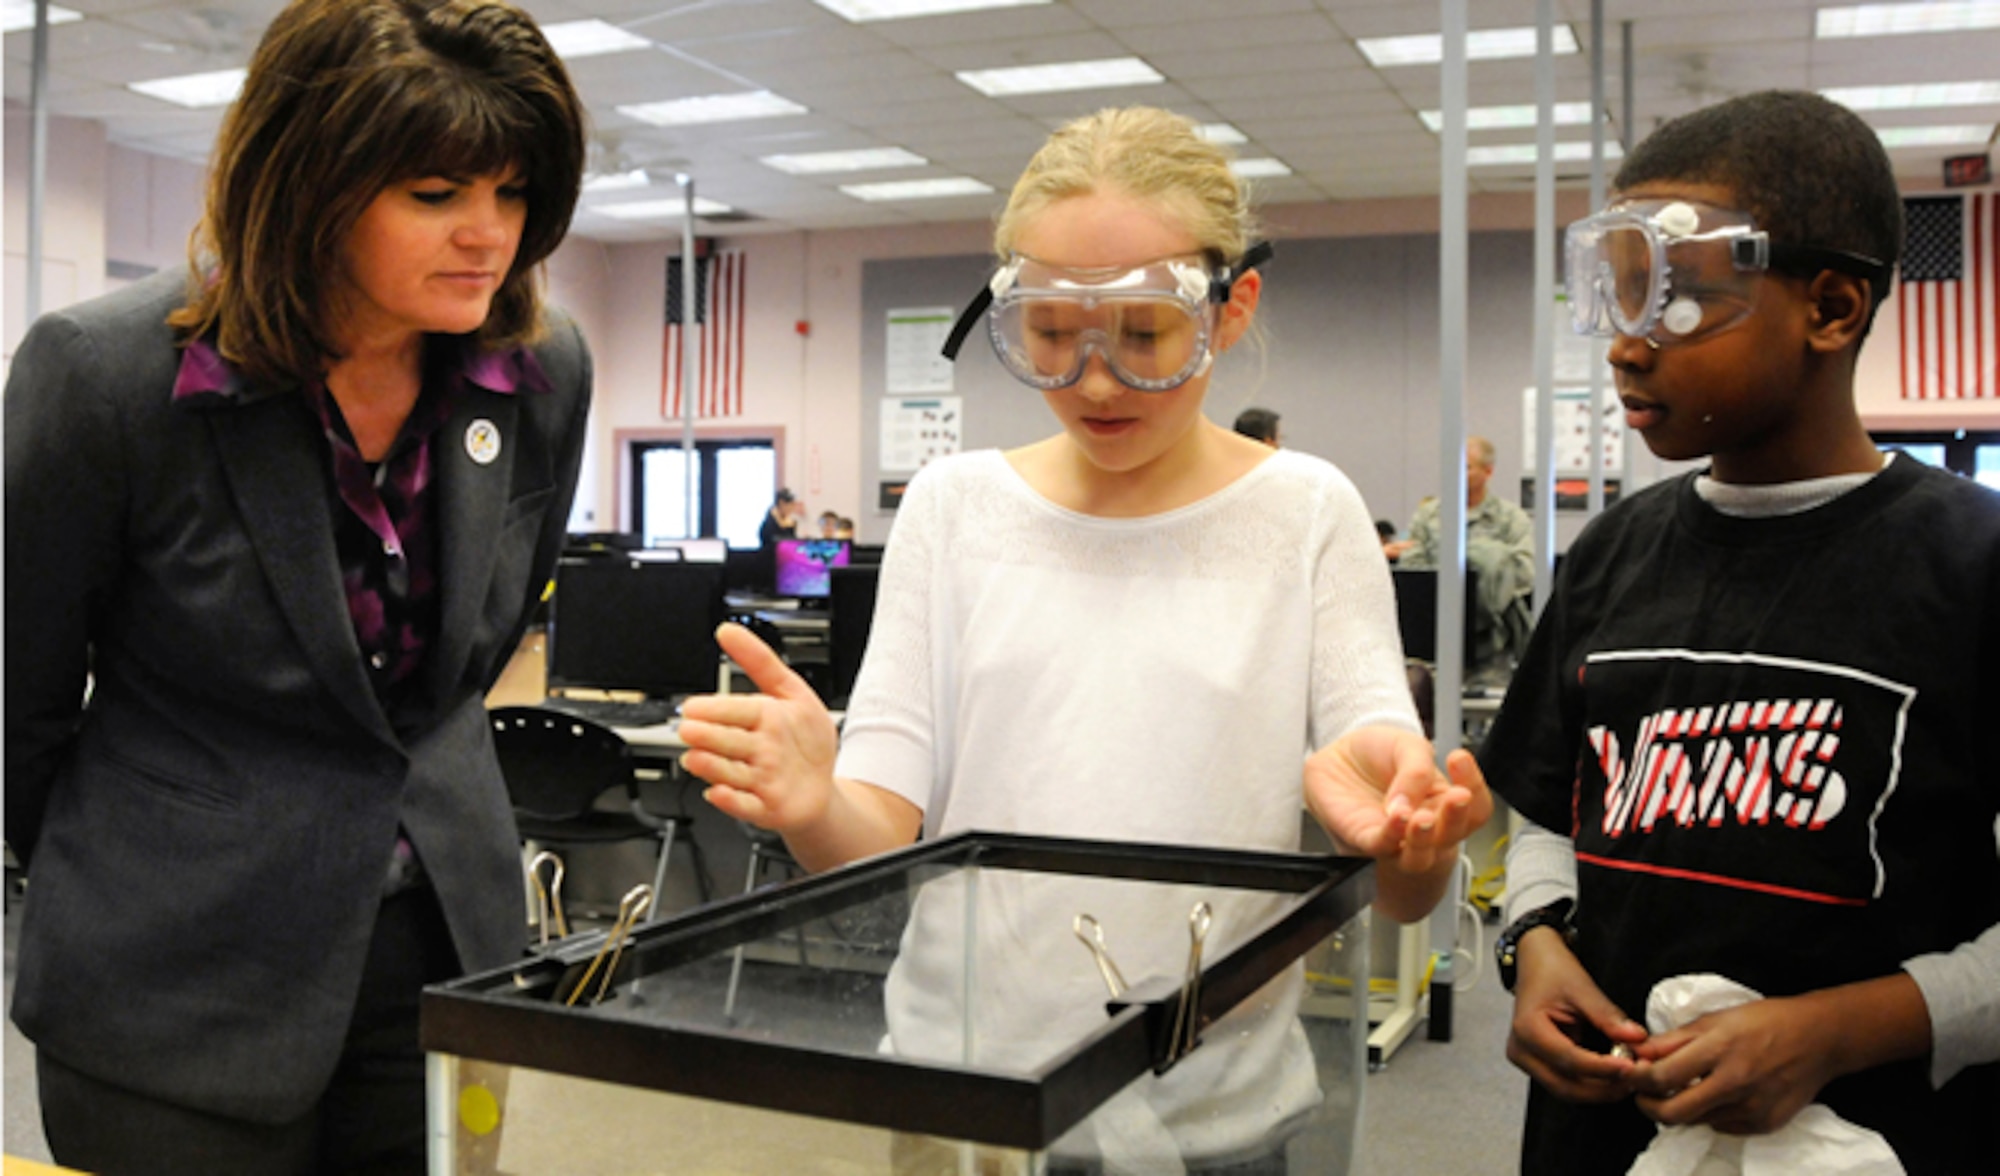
left=1495, top=897, right=1576, bottom=992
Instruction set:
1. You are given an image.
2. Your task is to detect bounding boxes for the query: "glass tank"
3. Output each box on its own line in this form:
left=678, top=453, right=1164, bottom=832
left=425, top=832, right=1375, bottom=1174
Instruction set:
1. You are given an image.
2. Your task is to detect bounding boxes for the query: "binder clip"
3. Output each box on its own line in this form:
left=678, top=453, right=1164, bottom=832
left=1073, top=913, right=1129, bottom=999
left=562, top=884, right=654, bottom=1008
left=529, top=851, right=569, bottom=948
left=1164, top=902, right=1212, bottom=1067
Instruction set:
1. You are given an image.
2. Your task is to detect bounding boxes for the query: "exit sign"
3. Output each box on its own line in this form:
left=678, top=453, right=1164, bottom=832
left=1943, top=154, right=1991, bottom=188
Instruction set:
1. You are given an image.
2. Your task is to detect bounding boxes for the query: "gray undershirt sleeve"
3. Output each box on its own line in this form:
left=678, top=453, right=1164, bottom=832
left=1902, top=905, right=2000, bottom=1087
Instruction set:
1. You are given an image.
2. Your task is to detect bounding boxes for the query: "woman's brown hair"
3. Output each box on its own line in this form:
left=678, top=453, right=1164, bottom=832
left=169, top=0, right=587, bottom=387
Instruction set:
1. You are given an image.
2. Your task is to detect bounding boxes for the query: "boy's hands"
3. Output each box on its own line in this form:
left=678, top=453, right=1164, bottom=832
left=1626, top=973, right=1930, bottom=1135
left=1506, top=930, right=1649, bottom=1102
left=1625, top=995, right=1838, bottom=1134
left=678, top=622, right=839, bottom=833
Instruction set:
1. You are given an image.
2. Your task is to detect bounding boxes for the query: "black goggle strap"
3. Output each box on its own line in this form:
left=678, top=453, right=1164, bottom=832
left=1732, top=237, right=1891, bottom=292
left=940, top=283, right=993, bottom=361
left=939, top=241, right=1276, bottom=361
left=1213, top=240, right=1274, bottom=303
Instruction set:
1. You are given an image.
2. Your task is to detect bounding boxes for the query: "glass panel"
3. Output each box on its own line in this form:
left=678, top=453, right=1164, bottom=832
left=432, top=1053, right=1041, bottom=1176
left=716, top=446, right=776, bottom=549
left=640, top=446, right=699, bottom=544
left=428, top=899, right=1369, bottom=1174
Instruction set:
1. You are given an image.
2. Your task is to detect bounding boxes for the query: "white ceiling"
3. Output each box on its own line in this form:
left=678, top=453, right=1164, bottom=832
left=6, top=0, right=1998, bottom=243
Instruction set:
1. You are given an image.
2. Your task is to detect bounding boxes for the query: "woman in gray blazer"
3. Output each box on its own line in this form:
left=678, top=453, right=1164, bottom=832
left=4, top=0, right=589, bottom=1170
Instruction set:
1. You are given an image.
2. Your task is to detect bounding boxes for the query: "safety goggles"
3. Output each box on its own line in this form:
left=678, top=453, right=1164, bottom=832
left=941, top=242, right=1272, bottom=391
left=1565, top=199, right=1888, bottom=346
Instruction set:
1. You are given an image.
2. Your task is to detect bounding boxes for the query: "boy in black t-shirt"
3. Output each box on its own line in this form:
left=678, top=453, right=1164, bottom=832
left=1481, top=90, right=2000, bottom=1174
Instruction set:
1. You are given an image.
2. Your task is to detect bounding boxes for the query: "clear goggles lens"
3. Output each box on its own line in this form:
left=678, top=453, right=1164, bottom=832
left=986, top=255, right=1219, bottom=391
left=1565, top=200, right=1770, bottom=346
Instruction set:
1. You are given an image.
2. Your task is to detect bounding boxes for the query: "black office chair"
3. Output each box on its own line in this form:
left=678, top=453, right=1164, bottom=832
left=738, top=821, right=805, bottom=895
left=722, top=821, right=809, bottom=1024
left=489, top=707, right=711, bottom=930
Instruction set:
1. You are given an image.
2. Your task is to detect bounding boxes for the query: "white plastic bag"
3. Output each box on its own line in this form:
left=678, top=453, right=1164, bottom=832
left=1625, top=974, right=1905, bottom=1176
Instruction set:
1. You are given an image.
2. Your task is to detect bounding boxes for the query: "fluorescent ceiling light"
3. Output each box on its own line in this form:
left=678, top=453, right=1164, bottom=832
left=128, top=68, right=247, bottom=108
left=814, top=0, right=1050, bottom=20
left=540, top=19, right=652, bottom=58
left=1818, top=2, right=2000, bottom=37
left=761, top=147, right=927, bottom=174
left=1230, top=158, right=1293, bottom=178
left=1822, top=81, right=2000, bottom=110
left=1, top=1, right=81, bottom=33
left=618, top=90, right=808, bottom=127
left=1466, top=141, right=1624, bottom=166
left=582, top=169, right=652, bottom=193
left=956, top=57, right=1163, bottom=97
left=592, top=196, right=734, bottom=220
left=1875, top=123, right=1995, bottom=147
left=1419, top=101, right=1595, bottom=132
left=1358, top=25, right=1579, bottom=67
left=841, top=177, right=994, bottom=201
left=1196, top=123, right=1248, bottom=145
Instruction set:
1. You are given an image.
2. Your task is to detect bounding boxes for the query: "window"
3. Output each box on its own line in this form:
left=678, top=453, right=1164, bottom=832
left=631, top=438, right=777, bottom=548
left=1871, top=430, right=2000, bottom=492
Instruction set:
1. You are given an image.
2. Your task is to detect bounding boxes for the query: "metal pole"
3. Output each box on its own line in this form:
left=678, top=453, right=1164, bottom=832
left=1621, top=21, right=1635, bottom=152
left=27, top=0, right=53, bottom=322
left=1620, top=19, right=1637, bottom=495
left=677, top=175, right=700, bottom=540
left=1436, top=0, right=1468, bottom=749
left=1586, top=0, right=1608, bottom=515
left=1430, top=0, right=1470, bottom=997
left=1532, top=0, right=1558, bottom=619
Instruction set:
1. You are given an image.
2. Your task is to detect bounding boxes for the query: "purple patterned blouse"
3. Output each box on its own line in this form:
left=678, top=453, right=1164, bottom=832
left=172, top=337, right=550, bottom=717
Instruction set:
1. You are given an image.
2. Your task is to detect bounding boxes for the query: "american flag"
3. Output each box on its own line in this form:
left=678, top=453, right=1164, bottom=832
left=1898, top=192, right=1998, bottom=400
left=663, top=248, right=747, bottom=418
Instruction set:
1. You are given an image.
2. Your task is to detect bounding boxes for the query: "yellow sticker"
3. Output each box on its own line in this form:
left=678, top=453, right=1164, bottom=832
left=458, top=1083, right=502, bottom=1136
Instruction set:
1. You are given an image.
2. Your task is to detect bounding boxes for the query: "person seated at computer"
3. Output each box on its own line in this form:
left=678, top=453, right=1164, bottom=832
left=1399, top=436, right=1534, bottom=680
left=1233, top=405, right=1281, bottom=447
left=1377, top=517, right=1413, bottom=562
left=758, top=487, right=803, bottom=547
left=817, top=510, right=841, bottom=538
left=833, top=516, right=856, bottom=540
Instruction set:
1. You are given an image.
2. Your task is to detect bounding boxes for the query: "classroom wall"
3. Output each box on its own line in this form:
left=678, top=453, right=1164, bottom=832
left=8, top=108, right=1997, bottom=541
left=4, top=107, right=108, bottom=372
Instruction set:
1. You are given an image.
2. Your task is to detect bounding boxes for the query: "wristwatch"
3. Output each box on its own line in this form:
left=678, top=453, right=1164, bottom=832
left=1494, top=897, right=1576, bottom=992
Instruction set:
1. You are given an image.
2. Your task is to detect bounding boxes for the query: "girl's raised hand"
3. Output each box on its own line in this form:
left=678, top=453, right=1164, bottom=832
left=677, top=622, right=840, bottom=834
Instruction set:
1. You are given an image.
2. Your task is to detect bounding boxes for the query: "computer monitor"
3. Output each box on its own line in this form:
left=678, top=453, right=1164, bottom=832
left=826, top=564, right=880, bottom=709
left=1391, top=568, right=1481, bottom=666
left=774, top=539, right=850, bottom=599
left=644, top=537, right=728, bottom=563
left=546, top=557, right=726, bottom=700
left=723, top=545, right=775, bottom=594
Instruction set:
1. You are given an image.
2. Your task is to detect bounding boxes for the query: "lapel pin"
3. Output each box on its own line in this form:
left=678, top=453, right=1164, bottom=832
left=464, top=419, right=501, bottom=465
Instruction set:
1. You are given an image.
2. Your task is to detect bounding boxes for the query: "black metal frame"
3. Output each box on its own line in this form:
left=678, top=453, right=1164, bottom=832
left=422, top=831, right=1372, bottom=1152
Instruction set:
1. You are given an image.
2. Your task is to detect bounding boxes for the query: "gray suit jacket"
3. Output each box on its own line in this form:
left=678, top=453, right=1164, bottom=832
left=3, top=268, right=591, bottom=1123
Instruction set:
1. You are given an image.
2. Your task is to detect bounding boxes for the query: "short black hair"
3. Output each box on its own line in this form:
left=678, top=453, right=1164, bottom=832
left=1614, top=90, right=1903, bottom=331
left=1233, top=407, right=1280, bottom=443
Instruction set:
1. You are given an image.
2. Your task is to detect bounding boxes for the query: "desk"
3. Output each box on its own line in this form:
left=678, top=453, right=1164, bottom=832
left=617, top=717, right=687, bottom=766
left=753, top=609, right=829, bottom=633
